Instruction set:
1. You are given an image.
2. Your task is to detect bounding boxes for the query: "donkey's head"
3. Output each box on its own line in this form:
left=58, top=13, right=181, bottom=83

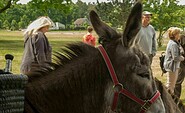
left=90, top=2, right=165, bottom=113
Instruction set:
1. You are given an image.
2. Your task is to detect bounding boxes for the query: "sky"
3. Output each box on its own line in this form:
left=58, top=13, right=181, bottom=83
left=18, top=0, right=185, bottom=5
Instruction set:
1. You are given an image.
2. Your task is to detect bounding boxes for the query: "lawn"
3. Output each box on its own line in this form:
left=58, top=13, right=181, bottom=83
left=0, top=30, right=184, bottom=104
left=0, top=30, right=86, bottom=74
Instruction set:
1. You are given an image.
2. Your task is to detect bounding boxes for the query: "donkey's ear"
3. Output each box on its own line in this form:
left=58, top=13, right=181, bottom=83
left=122, top=2, right=142, bottom=47
left=89, top=10, right=118, bottom=44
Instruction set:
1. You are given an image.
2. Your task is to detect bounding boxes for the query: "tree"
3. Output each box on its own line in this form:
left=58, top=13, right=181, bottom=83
left=109, top=0, right=135, bottom=28
left=19, top=15, right=29, bottom=29
left=11, top=19, right=18, bottom=30
left=96, top=0, right=136, bottom=28
left=28, top=0, right=72, bottom=15
left=3, top=20, right=10, bottom=30
left=0, top=20, right=2, bottom=29
left=0, top=0, right=72, bottom=14
left=0, top=0, right=73, bottom=31
left=0, top=0, right=19, bottom=13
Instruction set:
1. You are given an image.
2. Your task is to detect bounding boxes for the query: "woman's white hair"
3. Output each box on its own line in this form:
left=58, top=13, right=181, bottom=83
left=24, top=16, right=54, bottom=36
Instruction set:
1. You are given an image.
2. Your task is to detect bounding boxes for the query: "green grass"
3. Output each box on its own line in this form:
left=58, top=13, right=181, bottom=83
left=0, top=30, right=84, bottom=74
left=158, top=45, right=167, bottom=51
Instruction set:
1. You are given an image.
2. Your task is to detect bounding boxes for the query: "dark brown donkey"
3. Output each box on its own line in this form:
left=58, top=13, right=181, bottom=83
left=24, top=2, right=165, bottom=113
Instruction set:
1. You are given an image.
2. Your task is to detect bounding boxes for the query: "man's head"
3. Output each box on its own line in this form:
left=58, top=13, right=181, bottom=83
left=142, top=11, right=152, bottom=27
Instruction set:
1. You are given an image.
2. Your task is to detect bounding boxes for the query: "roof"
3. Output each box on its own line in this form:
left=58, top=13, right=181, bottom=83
left=74, top=18, right=90, bottom=25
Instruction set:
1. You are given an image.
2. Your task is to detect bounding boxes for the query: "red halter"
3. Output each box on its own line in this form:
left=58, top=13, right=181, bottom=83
left=98, top=45, right=161, bottom=113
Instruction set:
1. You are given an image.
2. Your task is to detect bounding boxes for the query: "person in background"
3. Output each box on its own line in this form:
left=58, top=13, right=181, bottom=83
left=174, top=33, right=185, bottom=98
left=136, top=11, right=157, bottom=64
left=164, top=27, right=184, bottom=94
left=20, top=16, right=54, bottom=74
left=83, top=26, right=96, bottom=47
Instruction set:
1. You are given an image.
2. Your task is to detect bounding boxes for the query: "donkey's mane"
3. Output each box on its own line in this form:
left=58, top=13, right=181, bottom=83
left=27, top=42, right=100, bottom=80
left=155, top=78, right=185, bottom=113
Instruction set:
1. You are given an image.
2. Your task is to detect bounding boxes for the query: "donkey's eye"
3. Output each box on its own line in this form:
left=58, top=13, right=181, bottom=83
left=133, top=64, right=150, bottom=79
left=137, top=72, right=150, bottom=79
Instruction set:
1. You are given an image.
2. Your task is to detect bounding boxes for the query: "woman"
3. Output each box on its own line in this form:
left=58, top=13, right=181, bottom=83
left=164, top=27, right=184, bottom=94
left=20, top=16, right=54, bottom=74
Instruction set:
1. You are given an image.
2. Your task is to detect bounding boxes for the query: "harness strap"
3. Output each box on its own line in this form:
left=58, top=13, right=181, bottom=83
left=111, top=91, right=120, bottom=110
left=98, top=45, right=119, bottom=86
left=119, top=89, right=160, bottom=113
left=97, top=45, right=161, bottom=113
left=140, top=90, right=161, bottom=113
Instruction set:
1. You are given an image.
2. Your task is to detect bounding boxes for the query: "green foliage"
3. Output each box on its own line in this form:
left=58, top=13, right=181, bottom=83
left=0, top=0, right=185, bottom=35
left=0, top=0, right=74, bottom=30
left=18, top=15, right=29, bottom=29
left=11, top=20, right=18, bottom=30
left=0, top=20, right=2, bottom=29
left=0, top=0, right=19, bottom=13
left=95, top=0, right=137, bottom=28
left=75, top=0, right=88, bottom=17
left=3, top=20, right=10, bottom=30
left=29, top=0, right=72, bottom=15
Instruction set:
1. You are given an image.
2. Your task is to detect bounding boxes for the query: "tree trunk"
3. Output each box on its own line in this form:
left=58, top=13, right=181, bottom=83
left=157, top=30, right=162, bottom=47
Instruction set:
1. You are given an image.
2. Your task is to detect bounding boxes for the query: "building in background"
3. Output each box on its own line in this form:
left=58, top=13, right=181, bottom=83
left=74, top=18, right=91, bottom=30
left=50, top=22, right=65, bottom=30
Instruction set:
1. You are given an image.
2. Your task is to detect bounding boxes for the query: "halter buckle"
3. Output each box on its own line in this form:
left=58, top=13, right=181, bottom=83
left=141, top=100, right=152, bottom=111
left=113, top=83, right=123, bottom=92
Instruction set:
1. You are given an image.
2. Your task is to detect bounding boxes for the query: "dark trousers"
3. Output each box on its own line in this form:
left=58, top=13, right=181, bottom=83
left=174, top=63, right=185, bottom=98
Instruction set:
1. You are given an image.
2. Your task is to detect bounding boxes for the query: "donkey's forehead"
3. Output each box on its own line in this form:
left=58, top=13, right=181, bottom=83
left=116, top=44, right=140, bottom=55
left=115, top=44, right=148, bottom=63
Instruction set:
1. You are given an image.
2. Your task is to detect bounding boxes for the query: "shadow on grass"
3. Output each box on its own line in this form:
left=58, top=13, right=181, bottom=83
left=0, top=40, right=23, bottom=49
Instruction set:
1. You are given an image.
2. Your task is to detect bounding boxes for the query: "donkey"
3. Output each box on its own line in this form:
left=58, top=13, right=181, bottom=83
left=24, top=2, right=165, bottom=113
